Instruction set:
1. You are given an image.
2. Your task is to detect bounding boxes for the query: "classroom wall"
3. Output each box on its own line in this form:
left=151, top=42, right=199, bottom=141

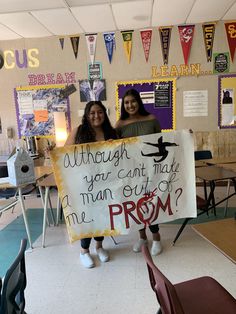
left=0, top=21, right=235, bottom=156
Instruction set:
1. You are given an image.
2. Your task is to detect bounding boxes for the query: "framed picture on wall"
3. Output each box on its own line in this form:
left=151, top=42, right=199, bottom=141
left=218, top=74, right=236, bottom=128
left=79, top=79, right=106, bottom=102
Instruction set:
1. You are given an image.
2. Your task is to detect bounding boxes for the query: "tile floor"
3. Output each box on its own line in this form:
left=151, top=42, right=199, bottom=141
left=1, top=187, right=236, bottom=314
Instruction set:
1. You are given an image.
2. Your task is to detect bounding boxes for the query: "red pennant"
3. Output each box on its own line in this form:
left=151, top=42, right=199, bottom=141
left=225, top=22, right=236, bottom=62
left=178, top=25, right=195, bottom=65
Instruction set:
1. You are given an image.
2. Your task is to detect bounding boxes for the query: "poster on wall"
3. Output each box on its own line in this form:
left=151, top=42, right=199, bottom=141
left=88, top=62, right=102, bottom=80
left=218, top=74, right=236, bottom=128
left=154, top=81, right=171, bottom=108
left=213, top=52, right=229, bottom=74
left=79, top=79, right=106, bottom=102
left=50, top=130, right=196, bottom=242
left=15, top=85, right=71, bottom=138
left=183, top=90, right=208, bottom=117
left=116, top=79, right=176, bottom=131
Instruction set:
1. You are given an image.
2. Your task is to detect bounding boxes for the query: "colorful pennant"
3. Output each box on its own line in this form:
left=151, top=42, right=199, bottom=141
left=178, top=25, right=195, bottom=65
left=59, top=37, right=64, bottom=50
left=85, top=33, right=97, bottom=64
left=225, top=22, right=236, bottom=62
left=140, top=29, right=152, bottom=62
left=70, top=36, right=80, bottom=59
left=103, top=32, right=115, bottom=63
left=121, top=30, right=133, bottom=64
left=202, top=22, right=216, bottom=62
left=159, top=27, right=172, bottom=65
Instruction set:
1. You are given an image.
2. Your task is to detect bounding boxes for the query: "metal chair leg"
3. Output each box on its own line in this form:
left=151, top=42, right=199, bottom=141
left=224, top=179, right=230, bottom=217
left=110, top=236, right=118, bottom=245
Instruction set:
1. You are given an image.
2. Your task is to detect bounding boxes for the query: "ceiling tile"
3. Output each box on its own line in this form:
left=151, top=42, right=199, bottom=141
left=0, top=12, right=52, bottom=38
left=112, top=0, right=152, bottom=30
left=152, top=0, right=195, bottom=26
left=67, top=0, right=141, bottom=5
left=223, top=2, right=236, bottom=20
left=71, top=4, right=116, bottom=33
left=31, top=8, right=83, bottom=35
left=186, top=0, right=235, bottom=23
left=0, top=24, right=21, bottom=40
left=0, top=0, right=66, bottom=13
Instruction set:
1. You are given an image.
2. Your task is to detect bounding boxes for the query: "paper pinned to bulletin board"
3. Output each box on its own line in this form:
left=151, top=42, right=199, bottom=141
left=14, top=85, right=71, bottom=137
left=218, top=74, right=236, bottom=128
left=115, top=79, right=176, bottom=131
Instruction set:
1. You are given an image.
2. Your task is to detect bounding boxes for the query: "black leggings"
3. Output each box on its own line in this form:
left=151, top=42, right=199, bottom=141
left=81, top=237, right=104, bottom=250
left=140, top=224, right=159, bottom=233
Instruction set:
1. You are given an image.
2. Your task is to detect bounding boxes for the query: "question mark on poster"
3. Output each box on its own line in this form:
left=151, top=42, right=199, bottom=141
left=175, top=188, right=183, bottom=206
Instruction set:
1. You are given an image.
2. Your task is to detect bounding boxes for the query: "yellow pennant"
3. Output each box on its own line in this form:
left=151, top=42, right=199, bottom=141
left=121, top=30, right=133, bottom=63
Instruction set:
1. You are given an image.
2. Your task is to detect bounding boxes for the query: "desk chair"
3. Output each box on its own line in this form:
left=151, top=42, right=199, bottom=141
left=0, top=239, right=27, bottom=314
left=194, top=150, right=212, bottom=161
left=194, top=150, right=213, bottom=202
left=141, top=245, right=236, bottom=314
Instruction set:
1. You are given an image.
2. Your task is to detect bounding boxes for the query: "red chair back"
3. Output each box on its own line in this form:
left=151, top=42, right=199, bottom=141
left=142, top=245, right=184, bottom=314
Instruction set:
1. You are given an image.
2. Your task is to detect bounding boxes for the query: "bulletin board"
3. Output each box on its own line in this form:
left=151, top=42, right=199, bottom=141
left=14, top=85, right=71, bottom=138
left=218, top=74, right=236, bottom=128
left=115, top=78, right=176, bottom=131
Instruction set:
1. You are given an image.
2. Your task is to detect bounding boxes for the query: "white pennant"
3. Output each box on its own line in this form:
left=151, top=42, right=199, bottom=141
left=85, top=33, right=97, bottom=64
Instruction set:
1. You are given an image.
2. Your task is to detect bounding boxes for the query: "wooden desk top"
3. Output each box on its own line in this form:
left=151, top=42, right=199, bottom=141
left=195, top=165, right=236, bottom=181
left=195, top=160, right=207, bottom=168
left=218, top=163, right=236, bottom=172
left=37, top=173, right=56, bottom=187
left=192, top=218, right=236, bottom=263
left=201, top=156, right=236, bottom=165
left=0, top=165, right=53, bottom=189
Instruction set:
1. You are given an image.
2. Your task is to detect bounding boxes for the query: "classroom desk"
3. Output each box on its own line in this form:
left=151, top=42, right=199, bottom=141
left=196, top=166, right=236, bottom=217
left=218, top=162, right=236, bottom=172
left=195, top=160, right=207, bottom=167
left=0, top=166, right=52, bottom=249
left=201, top=156, right=236, bottom=165
left=37, top=173, right=60, bottom=247
left=192, top=218, right=236, bottom=263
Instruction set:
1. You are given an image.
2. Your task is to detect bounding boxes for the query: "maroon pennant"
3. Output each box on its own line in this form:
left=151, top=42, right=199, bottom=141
left=225, top=22, right=236, bottom=62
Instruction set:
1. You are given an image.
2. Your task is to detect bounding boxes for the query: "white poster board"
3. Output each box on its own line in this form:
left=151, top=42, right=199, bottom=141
left=50, top=130, right=197, bottom=243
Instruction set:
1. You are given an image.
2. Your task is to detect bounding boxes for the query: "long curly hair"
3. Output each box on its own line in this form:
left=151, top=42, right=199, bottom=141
left=120, top=89, right=150, bottom=120
left=75, top=101, right=117, bottom=144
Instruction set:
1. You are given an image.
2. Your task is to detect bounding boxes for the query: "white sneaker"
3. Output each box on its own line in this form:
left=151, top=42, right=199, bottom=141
left=133, top=239, right=148, bottom=253
left=151, top=241, right=162, bottom=256
left=80, top=253, right=95, bottom=268
left=96, top=248, right=109, bottom=263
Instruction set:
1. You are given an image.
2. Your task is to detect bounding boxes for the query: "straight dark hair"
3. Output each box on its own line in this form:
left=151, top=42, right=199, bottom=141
left=120, top=89, right=150, bottom=120
left=75, top=101, right=117, bottom=144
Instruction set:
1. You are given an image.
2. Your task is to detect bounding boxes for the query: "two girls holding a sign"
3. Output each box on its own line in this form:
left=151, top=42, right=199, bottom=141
left=65, top=101, right=117, bottom=268
left=116, top=89, right=162, bottom=256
